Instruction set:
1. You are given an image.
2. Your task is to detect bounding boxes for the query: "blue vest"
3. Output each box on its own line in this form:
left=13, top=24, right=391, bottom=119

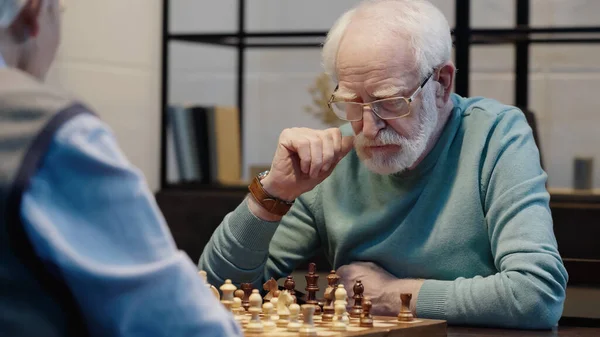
left=0, top=68, right=92, bottom=336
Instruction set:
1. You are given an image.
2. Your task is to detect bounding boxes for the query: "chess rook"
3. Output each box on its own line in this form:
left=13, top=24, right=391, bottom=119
left=398, top=293, right=415, bottom=322
left=299, top=304, right=317, bottom=336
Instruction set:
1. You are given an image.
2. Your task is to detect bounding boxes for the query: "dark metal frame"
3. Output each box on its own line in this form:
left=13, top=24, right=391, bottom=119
left=159, top=0, right=600, bottom=190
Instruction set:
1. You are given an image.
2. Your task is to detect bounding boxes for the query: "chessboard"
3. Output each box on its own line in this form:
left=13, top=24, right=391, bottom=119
left=199, top=262, right=447, bottom=337
left=237, top=311, right=447, bottom=337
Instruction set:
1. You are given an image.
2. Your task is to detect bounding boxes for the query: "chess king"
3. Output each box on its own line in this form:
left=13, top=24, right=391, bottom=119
left=198, top=0, right=568, bottom=330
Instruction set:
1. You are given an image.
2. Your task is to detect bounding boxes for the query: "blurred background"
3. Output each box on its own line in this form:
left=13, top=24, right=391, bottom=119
left=45, top=0, right=600, bottom=192
left=45, top=0, right=599, bottom=323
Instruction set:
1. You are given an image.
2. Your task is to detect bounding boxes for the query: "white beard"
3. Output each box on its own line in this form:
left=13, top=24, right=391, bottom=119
left=354, top=85, right=439, bottom=175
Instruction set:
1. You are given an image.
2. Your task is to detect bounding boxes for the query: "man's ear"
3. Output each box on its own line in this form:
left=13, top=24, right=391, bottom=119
left=435, top=61, right=455, bottom=105
left=10, top=0, right=43, bottom=39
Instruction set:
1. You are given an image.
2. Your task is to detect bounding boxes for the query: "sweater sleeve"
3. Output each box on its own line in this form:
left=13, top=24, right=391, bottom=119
left=416, top=109, right=568, bottom=329
left=198, top=190, right=321, bottom=290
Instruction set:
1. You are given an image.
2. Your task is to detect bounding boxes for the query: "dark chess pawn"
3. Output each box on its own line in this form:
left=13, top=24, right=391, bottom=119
left=359, top=297, right=373, bottom=327
left=350, top=279, right=364, bottom=320
left=284, top=276, right=297, bottom=302
left=397, top=293, right=415, bottom=322
left=241, top=283, right=253, bottom=312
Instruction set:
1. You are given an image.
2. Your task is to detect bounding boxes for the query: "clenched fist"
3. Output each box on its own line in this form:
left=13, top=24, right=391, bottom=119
left=260, top=127, right=354, bottom=202
left=337, top=262, right=423, bottom=316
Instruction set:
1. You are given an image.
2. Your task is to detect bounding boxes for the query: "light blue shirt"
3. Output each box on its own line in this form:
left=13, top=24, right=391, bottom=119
left=1, top=56, right=242, bottom=336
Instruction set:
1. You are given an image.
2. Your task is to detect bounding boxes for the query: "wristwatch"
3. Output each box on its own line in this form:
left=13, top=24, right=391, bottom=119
left=248, top=170, right=294, bottom=216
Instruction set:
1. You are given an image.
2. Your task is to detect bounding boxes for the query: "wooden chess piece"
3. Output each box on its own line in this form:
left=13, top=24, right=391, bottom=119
left=234, top=289, right=244, bottom=301
left=287, top=303, right=302, bottom=332
left=246, top=289, right=263, bottom=333
left=332, top=284, right=349, bottom=331
left=284, top=275, right=297, bottom=302
left=198, top=270, right=220, bottom=300
left=304, top=263, right=321, bottom=315
left=397, top=293, right=415, bottom=322
left=241, top=283, right=253, bottom=312
left=322, top=270, right=340, bottom=322
left=263, top=277, right=279, bottom=302
left=299, top=304, right=317, bottom=336
left=276, top=290, right=293, bottom=327
left=359, top=297, right=373, bottom=327
left=350, top=279, right=364, bottom=320
left=262, top=302, right=277, bottom=331
left=332, top=301, right=349, bottom=331
left=219, top=279, right=236, bottom=312
left=232, top=297, right=244, bottom=321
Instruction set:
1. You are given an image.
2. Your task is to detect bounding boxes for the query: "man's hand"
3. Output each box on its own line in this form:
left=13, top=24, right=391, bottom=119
left=260, top=127, right=354, bottom=202
left=337, top=261, right=424, bottom=316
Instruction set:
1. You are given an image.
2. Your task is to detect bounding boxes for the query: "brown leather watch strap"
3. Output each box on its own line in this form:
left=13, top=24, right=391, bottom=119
left=248, top=175, right=293, bottom=216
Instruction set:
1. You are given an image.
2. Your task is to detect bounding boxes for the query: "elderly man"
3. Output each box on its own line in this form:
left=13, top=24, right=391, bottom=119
left=0, top=1, right=241, bottom=336
left=199, top=0, right=568, bottom=330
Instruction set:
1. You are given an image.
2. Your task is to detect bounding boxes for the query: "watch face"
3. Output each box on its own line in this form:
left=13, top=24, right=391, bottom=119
left=258, top=170, right=270, bottom=180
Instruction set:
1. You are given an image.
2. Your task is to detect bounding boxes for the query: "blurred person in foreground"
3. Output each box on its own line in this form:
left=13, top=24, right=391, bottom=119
left=0, top=0, right=242, bottom=336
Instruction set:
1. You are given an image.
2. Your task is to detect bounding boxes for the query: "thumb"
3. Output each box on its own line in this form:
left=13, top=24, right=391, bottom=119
left=340, top=135, right=355, bottom=157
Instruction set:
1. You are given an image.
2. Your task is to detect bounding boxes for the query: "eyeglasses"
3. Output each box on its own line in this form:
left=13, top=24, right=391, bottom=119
left=327, top=72, right=434, bottom=122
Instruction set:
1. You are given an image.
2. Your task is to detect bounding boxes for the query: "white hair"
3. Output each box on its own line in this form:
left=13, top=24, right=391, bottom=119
left=0, top=0, right=26, bottom=28
left=322, top=0, right=452, bottom=81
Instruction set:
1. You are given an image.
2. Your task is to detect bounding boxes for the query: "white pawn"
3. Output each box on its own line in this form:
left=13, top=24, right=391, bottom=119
left=332, top=302, right=349, bottom=331
left=262, top=302, right=277, bottom=331
left=299, top=304, right=317, bottom=336
left=246, top=289, right=263, bottom=333
left=219, top=279, right=237, bottom=305
left=269, top=296, right=279, bottom=320
left=232, top=297, right=244, bottom=318
left=332, top=284, right=349, bottom=331
left=333, top=284, right=348, bottom=318
left=287, top=303, right=302, bottom=332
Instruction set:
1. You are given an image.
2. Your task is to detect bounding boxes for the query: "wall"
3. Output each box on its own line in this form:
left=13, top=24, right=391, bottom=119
left=45, top=0, right=162, bottom=191
left=42, top=1, right=600, bottom=191
left=168, top=0, right=600, bottom=190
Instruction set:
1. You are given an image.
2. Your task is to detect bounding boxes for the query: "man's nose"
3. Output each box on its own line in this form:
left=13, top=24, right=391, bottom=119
left=361, top=107, right=386, bottom=140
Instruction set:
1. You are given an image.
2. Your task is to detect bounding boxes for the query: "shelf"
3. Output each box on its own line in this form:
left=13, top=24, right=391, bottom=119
left=160, top=0, right=600, bottom=190
left=167, top=26, right=600, bottom=48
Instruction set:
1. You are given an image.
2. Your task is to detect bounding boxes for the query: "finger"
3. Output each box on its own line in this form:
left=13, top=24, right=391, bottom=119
left=308, top=135, right=323, bottom=178
left=320, top=132, right=335, bottom=172
left=286, top=136, right=311, bottom=174
left=336, top=135, right=355, bottom=162
left=329, top=129, right=342, bottom=164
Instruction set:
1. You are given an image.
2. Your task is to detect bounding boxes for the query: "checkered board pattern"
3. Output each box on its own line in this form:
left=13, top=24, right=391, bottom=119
left=237, top=312, right=447, bottom=337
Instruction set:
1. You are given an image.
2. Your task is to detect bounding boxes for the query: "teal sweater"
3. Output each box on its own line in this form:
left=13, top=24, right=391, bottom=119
left=199, top=93, right=568, bottom=329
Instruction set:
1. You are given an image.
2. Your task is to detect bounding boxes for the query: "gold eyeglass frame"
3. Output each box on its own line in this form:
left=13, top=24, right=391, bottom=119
left=327, top=72, right=434, bottom=122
